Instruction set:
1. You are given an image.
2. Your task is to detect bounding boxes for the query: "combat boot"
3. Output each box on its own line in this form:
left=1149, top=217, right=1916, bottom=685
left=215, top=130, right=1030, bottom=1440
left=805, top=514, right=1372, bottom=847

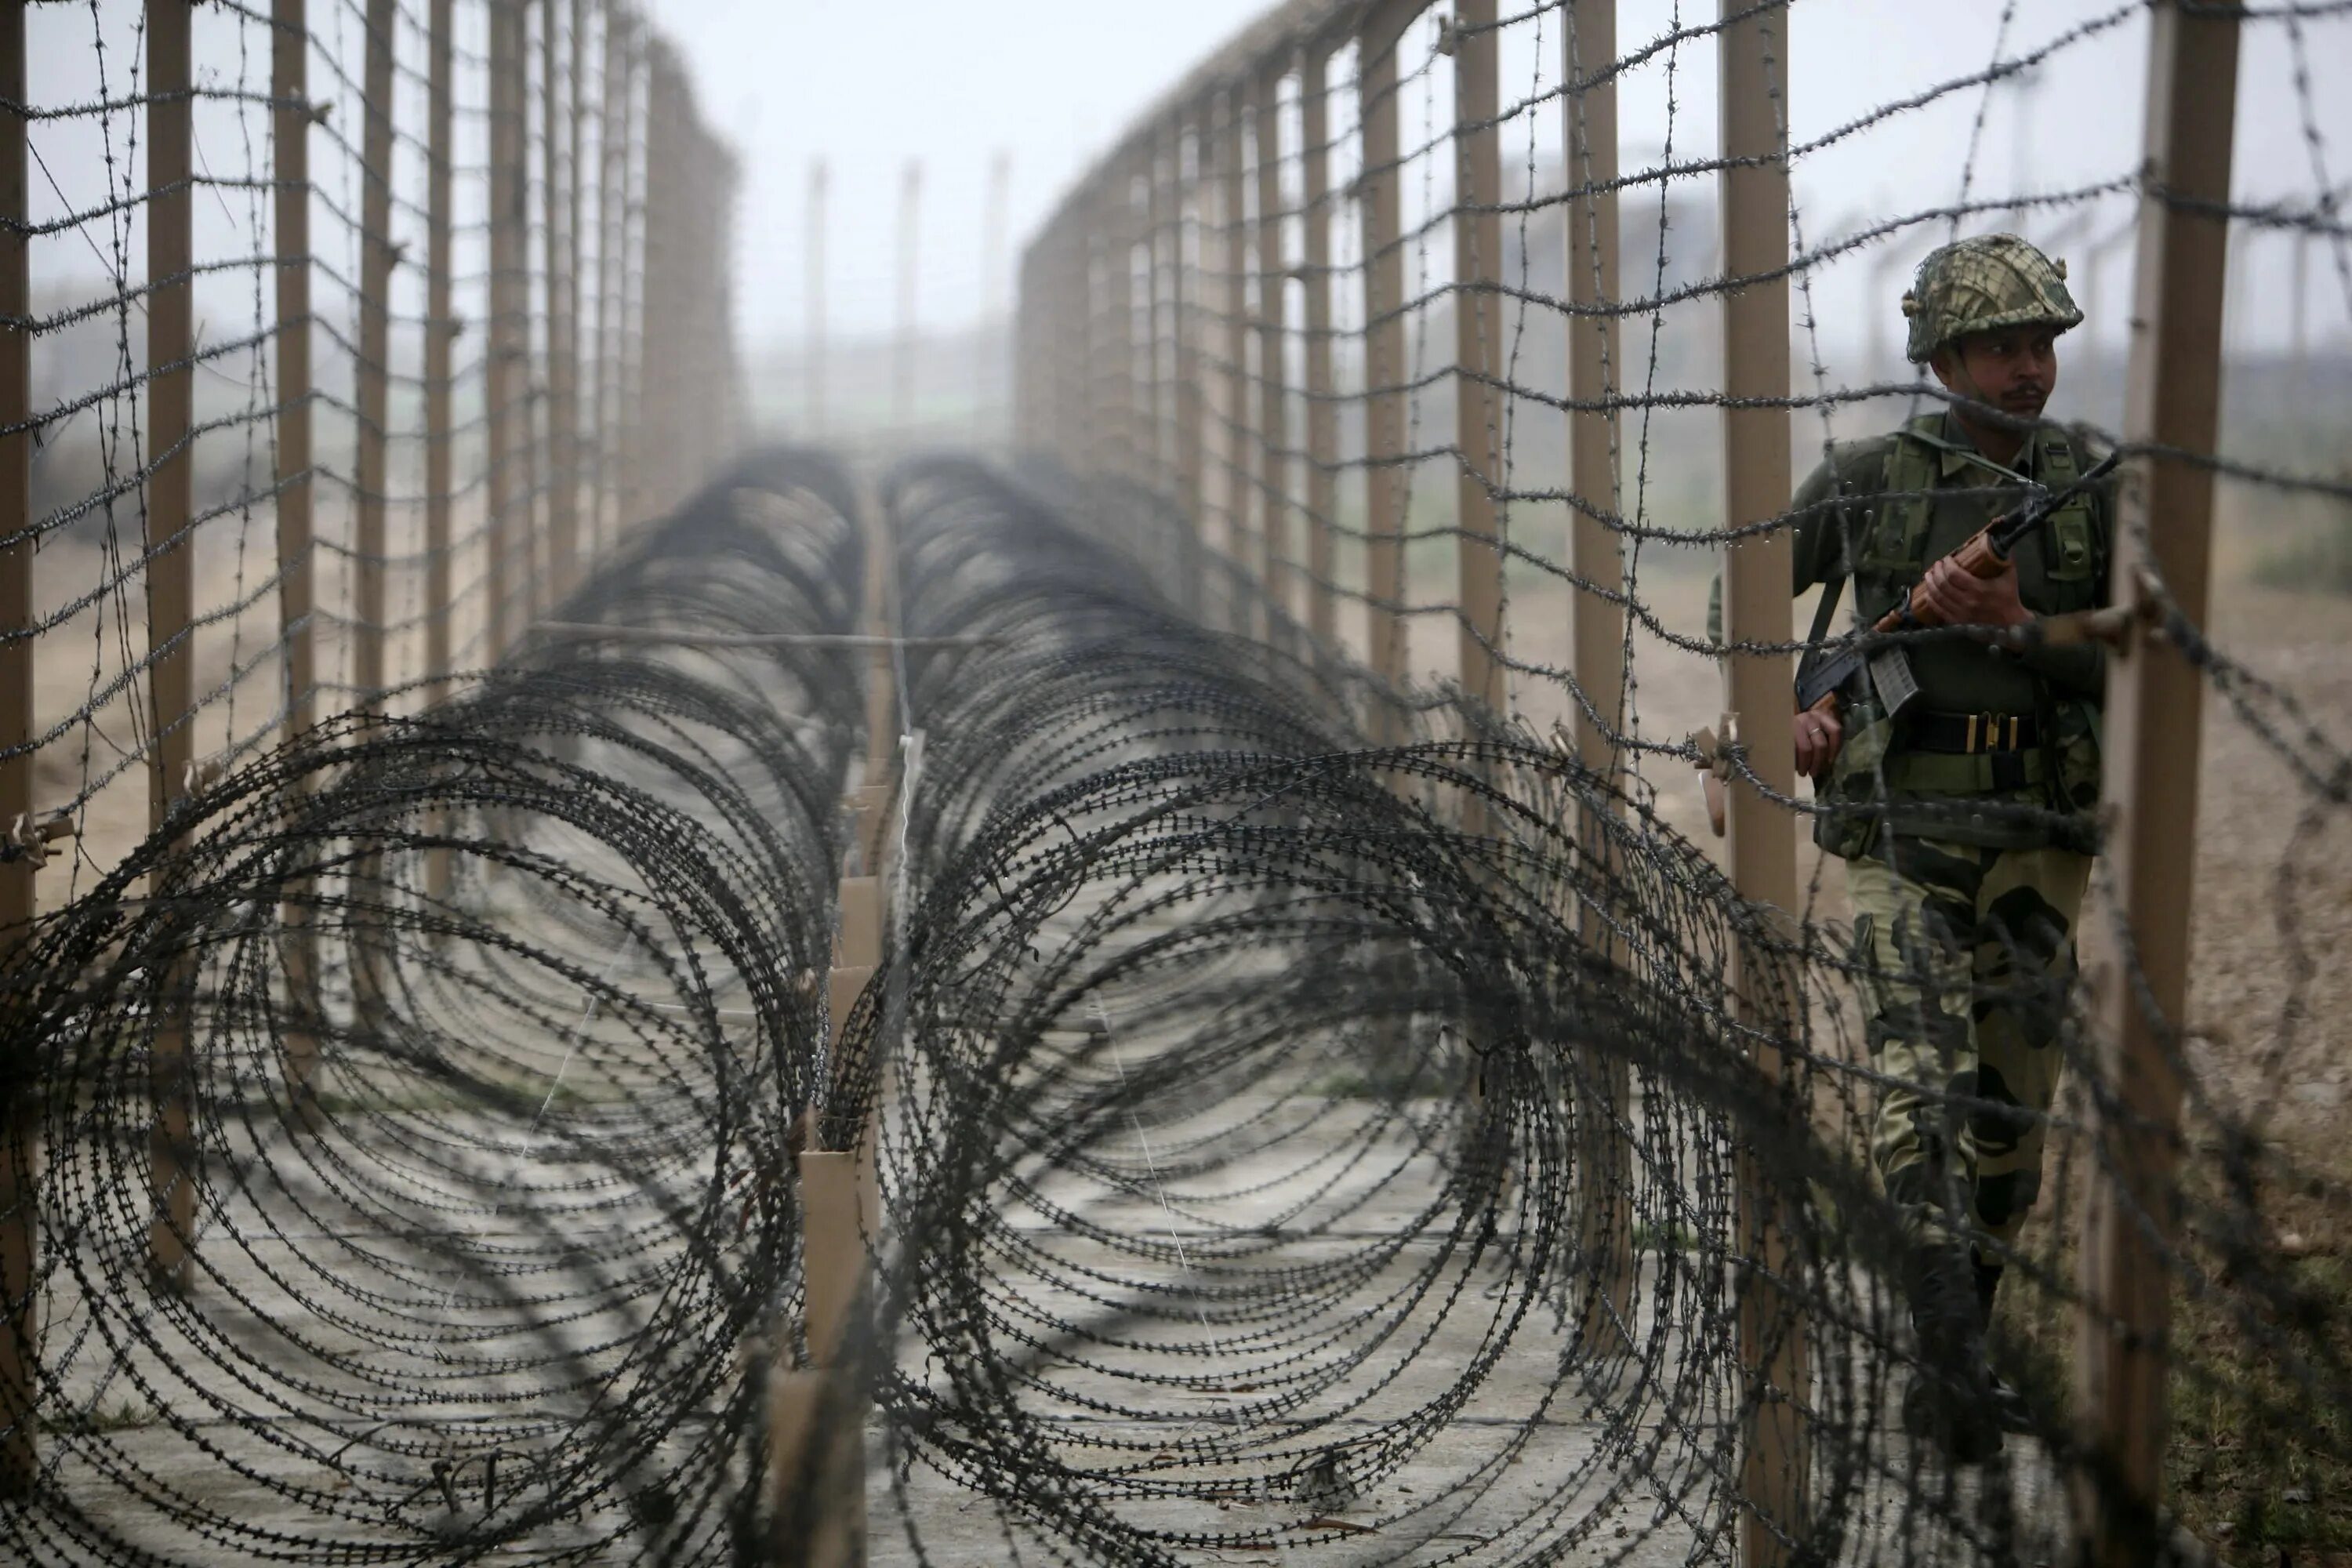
left=1900, top=1240, right=2004, bottom=1463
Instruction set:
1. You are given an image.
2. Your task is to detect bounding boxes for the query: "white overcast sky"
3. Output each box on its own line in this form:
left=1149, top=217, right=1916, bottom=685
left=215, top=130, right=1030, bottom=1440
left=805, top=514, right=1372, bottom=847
left=657, top=0, right=2351, bottom=352
left=21, top=2, right=2352, bottom=355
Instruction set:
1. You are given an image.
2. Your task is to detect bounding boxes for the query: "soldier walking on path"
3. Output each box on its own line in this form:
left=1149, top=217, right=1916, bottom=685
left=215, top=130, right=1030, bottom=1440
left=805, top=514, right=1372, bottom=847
left=1711, top=233, right=2118, bottom=1461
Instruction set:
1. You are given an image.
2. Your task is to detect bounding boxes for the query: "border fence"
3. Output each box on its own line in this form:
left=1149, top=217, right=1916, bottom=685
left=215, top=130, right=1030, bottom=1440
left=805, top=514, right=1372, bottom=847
left=2, top=0, right=2350, bottom=1565
left=2, top=0, right=736, bottom=1534
left=1013, top=1, right=2351, bottom=1564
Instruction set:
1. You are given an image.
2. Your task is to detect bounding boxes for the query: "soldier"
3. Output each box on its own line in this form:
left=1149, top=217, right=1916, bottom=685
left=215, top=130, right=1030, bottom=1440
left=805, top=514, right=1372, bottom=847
left=1711, top=233, right=2114, bottom=1461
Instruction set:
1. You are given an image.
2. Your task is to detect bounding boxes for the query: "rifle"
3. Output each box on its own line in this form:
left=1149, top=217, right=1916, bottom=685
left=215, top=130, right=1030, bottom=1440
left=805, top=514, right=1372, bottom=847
left=1795, top=448, right=2118, bottom=735
left=1693, top=449, right=2117, bottom=837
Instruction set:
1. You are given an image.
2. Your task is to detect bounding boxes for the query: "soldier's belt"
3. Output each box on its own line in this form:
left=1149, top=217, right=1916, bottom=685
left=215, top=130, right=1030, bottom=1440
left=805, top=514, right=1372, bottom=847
left=1908, top=710, right=2040, bottom=755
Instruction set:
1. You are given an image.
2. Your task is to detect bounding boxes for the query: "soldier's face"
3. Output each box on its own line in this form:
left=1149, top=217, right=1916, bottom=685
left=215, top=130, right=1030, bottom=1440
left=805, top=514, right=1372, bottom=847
left=1934, top=328, right=2060, bottom=423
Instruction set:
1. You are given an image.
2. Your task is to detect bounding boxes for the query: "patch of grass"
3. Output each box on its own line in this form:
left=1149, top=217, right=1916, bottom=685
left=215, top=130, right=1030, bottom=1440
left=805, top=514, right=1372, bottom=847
left=50, top=1399, right=156, bottom=1436
left=2005, top=1171, right=2352, bottom=1565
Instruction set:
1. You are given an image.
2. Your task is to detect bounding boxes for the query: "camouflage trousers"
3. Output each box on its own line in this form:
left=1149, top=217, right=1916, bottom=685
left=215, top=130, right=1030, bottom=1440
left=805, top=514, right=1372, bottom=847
left=1847, top=837, right=2091, bottom=1265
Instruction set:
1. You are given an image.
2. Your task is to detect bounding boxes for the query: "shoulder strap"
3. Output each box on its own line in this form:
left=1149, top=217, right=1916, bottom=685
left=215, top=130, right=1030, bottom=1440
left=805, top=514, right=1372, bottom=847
left=1806, top=569, right=1846, bottom=651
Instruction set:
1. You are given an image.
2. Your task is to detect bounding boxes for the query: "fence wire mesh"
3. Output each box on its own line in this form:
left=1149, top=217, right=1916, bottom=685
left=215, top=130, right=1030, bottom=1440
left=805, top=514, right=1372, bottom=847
left=2, top=0, right=2350, bottom=1566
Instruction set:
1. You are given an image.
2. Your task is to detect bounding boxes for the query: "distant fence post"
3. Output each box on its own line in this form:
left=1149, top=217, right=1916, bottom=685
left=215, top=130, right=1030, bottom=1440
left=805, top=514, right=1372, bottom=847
left=807, top=160, right=826, bottom=440
left=615, top=20, right=643, bottom=532
left=1299, top=38, right=1338, bottom=651
left=1218, top=85, right=1254, bottom=633
left=1174, top=113, right=1207, bottom=619
left=1099, top=176, right=1136, bottom=488
left=1358, top=1, right=1417, bottom=728
left=271, top=0, right=325, bottom=1130
left=1137, top=146, right=1165, bottom=514
left=354, top=0, right=394, bottom=702
left=543, top=0, right=578, bottom=597
left=1452, top=0, right=1504, bottom=719
left=1254, top=62, right=1290, bottom=641
left=981, top=151, right=1011, bottom=439
left=591, top=0, right=624, bottom=557
left=640, top=45, right=674, bottom=517
left=2071, top=4, right=2240, bottom=1563
left=1717, top=2, right=1807, bottom=1563
left=895, top=161, right=921, bottom=434
left=1, top=0, right=40, bottom=1495
left=488, top=0, right=524, bottom=659
left=1062, top=226, right=1089, bottom=474
left=274, top=0, right=317, bottom=735
left=1563, top=0, right=1635, bottom=1359
left=425, top=0, right=455, bottom=705
left=146, top=0, right=198, bottom=1295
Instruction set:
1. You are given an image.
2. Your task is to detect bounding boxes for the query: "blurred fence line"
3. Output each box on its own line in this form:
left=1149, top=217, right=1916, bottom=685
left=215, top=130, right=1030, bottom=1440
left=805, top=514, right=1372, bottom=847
left=1, top=0, right=739, bottom=1494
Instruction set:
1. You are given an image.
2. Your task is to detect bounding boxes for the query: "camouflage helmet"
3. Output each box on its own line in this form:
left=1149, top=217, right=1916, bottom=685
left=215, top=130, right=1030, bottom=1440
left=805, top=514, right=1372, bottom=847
left=1901, top=233, right=2083, bottom=363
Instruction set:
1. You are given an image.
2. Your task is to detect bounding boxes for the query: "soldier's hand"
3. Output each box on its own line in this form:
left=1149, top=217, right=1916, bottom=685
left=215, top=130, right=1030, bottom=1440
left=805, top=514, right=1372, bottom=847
left=1915, top=555, right=2031, bottom=630
left=1794, top=706, right=1842, bottom=779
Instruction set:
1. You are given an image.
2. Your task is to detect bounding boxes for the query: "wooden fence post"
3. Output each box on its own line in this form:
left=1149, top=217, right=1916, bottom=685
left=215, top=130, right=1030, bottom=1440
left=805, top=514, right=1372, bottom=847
left=771, top=884, right=883, bottom=1563
left=1, top=0, right=39, bottom=1494
left=145, top=0, right=198, bottom=1295
left=1452, top=0, right=1504, bottom=718
left=2071, top=5, right=2240, bottom=1562
left=1718, top=2, right=1807, bottom=1562
left=1299, top=41, right=1338, bottom=651
left=1359, top=1, right=1418, bottom=727
left=1563, top=0, right=1635, bottom=1359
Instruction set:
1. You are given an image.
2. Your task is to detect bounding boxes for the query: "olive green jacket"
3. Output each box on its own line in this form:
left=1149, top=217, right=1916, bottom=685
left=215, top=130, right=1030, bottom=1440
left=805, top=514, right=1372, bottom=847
left=1708, top=410, right=2116, bottom=852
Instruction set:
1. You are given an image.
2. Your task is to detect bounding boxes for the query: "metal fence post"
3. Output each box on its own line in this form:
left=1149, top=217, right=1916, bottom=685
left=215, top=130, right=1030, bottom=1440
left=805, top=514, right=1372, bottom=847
left=1564, top=0, right=1634, bottom=1358
left=1453, top=0, right=1504, bottom=717
left=1255, top=63, right=1290, bottom=639
left=1299, top=40, right=1338, bottom=651
left=146, top=0, right=198, bottom=1294
left=354, top=0, right=394, bottom=703
left=0, top=0, right=39, bottom=1494
left=1359, top=1, right=1417, bottom=726
left=1098, top=179, right=1135, bottom=487
left=1718, top=2, right=1806, bottom=1562
left=2071, top=5, right=2240, bottom=1563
